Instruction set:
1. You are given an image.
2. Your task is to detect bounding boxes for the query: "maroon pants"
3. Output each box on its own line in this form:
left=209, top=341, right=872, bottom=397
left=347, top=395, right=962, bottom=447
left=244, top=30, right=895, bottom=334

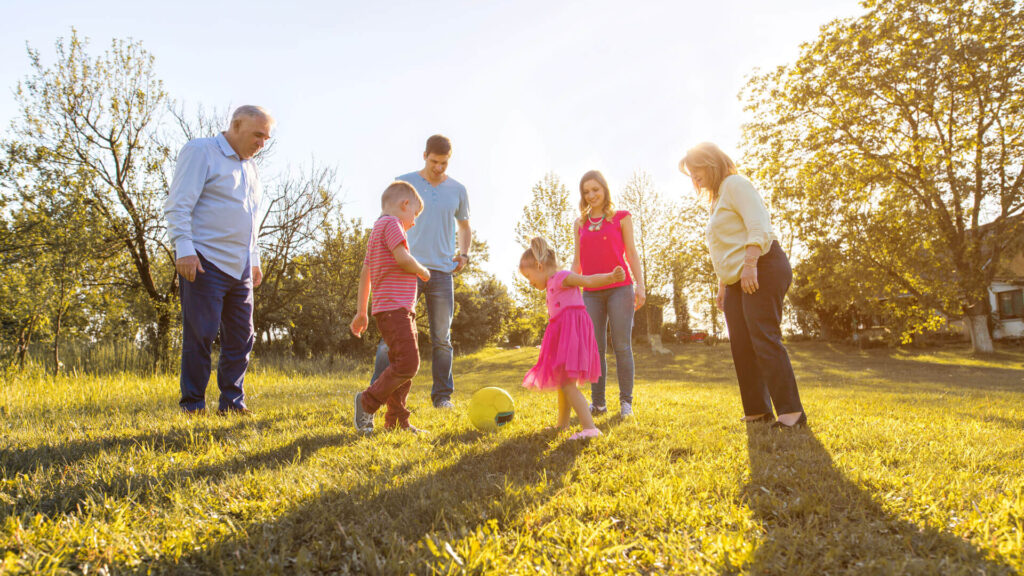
left=361, top=308, right=419, bottom=428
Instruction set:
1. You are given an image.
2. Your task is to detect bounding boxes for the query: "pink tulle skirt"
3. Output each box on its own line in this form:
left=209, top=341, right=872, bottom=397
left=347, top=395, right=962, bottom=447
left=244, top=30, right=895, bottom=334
left=523, top=306, right=602, bottom=390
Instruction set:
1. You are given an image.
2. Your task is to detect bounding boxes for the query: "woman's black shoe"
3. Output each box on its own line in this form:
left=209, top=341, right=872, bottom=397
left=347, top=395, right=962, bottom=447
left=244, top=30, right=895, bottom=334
left=770, top=412, right=807, bottom=430
left=741, top=414, right=775, bottom=424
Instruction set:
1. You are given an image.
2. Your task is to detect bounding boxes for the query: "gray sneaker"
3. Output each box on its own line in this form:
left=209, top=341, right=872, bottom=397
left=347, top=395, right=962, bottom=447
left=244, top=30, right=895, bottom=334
left=620, top=402, right=634, bottom=418
left=354, top=391, right=374, bottom=434
left=590, top=404, right=607, bottom=416
left=434, top=399, right=455, bottom=409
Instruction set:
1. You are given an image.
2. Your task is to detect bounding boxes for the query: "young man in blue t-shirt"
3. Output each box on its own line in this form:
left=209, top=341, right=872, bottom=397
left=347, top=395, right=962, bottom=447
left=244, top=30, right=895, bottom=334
left=370, top=135, right=472, bottom=408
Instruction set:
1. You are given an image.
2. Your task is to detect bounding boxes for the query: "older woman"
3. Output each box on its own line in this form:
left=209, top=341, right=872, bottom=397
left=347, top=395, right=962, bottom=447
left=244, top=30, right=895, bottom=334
left=679, top=143, right=806, bottom=429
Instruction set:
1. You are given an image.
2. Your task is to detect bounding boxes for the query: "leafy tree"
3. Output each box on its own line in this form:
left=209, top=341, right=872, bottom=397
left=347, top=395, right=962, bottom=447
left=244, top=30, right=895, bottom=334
left=674, top=191, right=723, bottom=338
left=619, top=170, right=675, bottom=338
left=8, top=30, right=178, bottom=365
left=742, top=0, right=1024, bottom=353
left=285, top=215, right=369, bottom=358
left=452, top=238, right=511, bottom=352
left=512, top=173, right=575, bottom=342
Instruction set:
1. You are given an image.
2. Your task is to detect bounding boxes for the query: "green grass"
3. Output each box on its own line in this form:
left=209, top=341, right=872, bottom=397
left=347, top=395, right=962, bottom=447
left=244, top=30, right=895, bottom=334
left=2, top=342, right=1023, bottom=574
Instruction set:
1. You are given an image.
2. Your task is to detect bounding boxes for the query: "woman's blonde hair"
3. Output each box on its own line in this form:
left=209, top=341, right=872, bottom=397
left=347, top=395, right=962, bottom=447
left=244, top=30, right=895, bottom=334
left=579, top=170, right=616, bottom=221
left=520, top=236, right=559, bottom=270
left=678, top=142, right=738, bottom=202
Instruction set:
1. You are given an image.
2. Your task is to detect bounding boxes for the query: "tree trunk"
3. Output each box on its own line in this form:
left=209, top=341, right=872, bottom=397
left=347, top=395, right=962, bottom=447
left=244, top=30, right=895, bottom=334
left=965, top=299, right=994, bottom=354
left=16, top=315, right=37, bottom=370
left=52, top=307, right=63, bottom=376
left=154, top=307, right=174, bottom=371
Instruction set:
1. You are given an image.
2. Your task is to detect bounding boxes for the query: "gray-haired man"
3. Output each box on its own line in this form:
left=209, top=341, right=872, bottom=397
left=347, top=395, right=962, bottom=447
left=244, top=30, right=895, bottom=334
left=164, top=105, right=273, bottom=415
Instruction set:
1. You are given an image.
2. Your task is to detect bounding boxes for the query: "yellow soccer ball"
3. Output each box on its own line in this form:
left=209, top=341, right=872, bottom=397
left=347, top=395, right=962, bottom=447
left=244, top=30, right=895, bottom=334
left=468, top=387, right=515, bottom=432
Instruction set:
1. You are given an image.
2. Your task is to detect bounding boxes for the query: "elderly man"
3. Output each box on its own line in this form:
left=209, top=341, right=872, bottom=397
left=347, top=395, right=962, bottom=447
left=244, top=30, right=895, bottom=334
left=164, top=105, right=273, bottom=415
left=370, top=134, right=472, bottom=409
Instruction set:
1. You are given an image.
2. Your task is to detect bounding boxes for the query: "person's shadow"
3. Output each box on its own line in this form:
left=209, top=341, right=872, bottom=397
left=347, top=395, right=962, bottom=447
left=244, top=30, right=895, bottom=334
left=742, top=426, right=1016, bottom=575
left=129, top=428, right=590, bottom=574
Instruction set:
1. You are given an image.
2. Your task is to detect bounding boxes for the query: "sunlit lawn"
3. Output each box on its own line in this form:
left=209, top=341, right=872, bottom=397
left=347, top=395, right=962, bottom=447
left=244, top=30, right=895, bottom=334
left=2, top=341, right=1023, bottom=574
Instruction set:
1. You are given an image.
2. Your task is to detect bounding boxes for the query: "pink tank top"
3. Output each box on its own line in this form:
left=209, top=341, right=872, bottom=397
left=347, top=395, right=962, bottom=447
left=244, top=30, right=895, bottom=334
left=577, top=210, right=633, bottom=292
left=546, top=270, right=584, bottom=319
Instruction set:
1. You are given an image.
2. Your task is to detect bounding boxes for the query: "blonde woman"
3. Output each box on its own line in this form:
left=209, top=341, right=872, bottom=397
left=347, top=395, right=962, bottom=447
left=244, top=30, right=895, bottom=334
left=571, top=170, right=645, bottom=418
left=679, top=143, right=806, bottom=429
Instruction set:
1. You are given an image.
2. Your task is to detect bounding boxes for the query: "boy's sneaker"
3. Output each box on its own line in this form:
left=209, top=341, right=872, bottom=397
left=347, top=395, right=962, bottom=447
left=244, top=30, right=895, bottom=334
left=354, top=391, right=374, bottom=434
left=434, top=399, right=455, bottom=409
left=589, top=404, right=607, bottom=416
left=620, top=402, right=633, bottom=418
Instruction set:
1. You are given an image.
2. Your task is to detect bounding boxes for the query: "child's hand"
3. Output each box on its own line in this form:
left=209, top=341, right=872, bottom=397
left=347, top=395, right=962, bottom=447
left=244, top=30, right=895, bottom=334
left=610, top=266, right=626, bottom=283
left=418, top=269, right=431, bottom=282
left=350, top=313, right=369, bottom=337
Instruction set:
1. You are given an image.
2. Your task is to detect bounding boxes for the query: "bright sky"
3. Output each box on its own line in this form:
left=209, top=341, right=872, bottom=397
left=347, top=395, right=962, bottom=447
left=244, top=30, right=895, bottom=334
left=0, top=0, right=864, bottom=285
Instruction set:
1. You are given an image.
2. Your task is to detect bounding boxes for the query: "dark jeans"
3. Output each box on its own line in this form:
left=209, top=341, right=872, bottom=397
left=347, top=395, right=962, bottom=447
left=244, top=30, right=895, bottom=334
left=178, top=253, right=254, bottom=412
left=371, top=270, right=454, bottom=405
left=362, top=308, right=420, bottom=427
left=582, top=284, right=635, bottom=406
left=723, top=241, right=803, bottom=417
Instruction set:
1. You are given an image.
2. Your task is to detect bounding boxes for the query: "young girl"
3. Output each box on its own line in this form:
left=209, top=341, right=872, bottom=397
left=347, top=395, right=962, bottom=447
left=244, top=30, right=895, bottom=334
left=520, top=237, right=626, bottom=439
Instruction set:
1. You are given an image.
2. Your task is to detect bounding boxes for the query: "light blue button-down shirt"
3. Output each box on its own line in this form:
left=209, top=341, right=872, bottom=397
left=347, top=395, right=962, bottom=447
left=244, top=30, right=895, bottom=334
left=164, top=133, right=262, bottom=280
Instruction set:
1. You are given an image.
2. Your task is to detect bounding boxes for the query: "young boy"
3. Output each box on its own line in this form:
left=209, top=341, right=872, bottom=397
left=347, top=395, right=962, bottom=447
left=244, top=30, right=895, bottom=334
left=349, top=181, right=431, bottom=434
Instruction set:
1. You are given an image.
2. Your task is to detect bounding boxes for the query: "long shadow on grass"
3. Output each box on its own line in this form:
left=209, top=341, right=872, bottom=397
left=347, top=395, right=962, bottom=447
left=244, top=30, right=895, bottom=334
left=140, top=429, right=588, bottom=574
left=4, top=430, right=362, bottom=518
left=0, top=413, right=293, bottom=476
left=742, top=426, right=1015, bottom=574
left=789, top=345, right=1024, bottom=394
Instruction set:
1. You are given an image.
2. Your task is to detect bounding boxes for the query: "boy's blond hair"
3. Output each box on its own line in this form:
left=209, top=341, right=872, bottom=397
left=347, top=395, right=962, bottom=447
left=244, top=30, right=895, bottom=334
left=381, top=181, right=423, bottom=211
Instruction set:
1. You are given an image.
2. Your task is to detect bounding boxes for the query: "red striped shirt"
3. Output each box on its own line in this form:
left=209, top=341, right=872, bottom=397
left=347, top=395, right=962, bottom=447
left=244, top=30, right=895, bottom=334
left=365, top=215, right=417, bottom=314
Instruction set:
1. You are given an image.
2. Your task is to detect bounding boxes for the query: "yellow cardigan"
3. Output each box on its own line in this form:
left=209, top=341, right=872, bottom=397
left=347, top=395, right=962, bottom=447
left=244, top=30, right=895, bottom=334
left=705, top=175, right=777, bottom=285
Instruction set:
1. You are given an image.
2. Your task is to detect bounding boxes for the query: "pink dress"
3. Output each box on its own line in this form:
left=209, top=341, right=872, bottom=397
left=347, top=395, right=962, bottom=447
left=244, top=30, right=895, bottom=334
left=522, top=270, right=602, bottom=390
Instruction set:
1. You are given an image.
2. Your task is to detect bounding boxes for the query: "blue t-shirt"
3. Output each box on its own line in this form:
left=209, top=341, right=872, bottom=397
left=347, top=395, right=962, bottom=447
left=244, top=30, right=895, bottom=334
left=397, top=171, right=470, bottom=273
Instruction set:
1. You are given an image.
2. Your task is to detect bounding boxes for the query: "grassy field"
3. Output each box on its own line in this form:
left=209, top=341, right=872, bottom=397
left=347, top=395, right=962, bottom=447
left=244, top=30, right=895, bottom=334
left=1, top=342, right=1023, bottom=575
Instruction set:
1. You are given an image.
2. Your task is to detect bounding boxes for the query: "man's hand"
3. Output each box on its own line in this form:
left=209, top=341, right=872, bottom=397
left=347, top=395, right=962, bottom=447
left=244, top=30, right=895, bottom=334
left=252, top=266, right=263, bottom=288
left=716, top=283, right=726, bottom=312
left=452, top=253, right=468, bottom=274
left=350, top=313, right=369, bottom=337
left=176, top=255, right=205, bottom=283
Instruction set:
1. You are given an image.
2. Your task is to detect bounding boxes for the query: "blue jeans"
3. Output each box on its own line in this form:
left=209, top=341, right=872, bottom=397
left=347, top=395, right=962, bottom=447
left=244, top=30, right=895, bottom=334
left=723, top=241, right=803, bottom=417
left=582, top=284, right=635, bottom=407
left=371, top=270, right=454, bottom=405
left=178, top=253, right=253, bottom=412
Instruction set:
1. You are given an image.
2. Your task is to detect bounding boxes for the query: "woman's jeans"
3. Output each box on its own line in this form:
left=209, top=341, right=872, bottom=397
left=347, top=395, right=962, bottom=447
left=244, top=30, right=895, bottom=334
left=583, top=284, right=635, bottom=407
left=723, top=241, right=803, bottom=417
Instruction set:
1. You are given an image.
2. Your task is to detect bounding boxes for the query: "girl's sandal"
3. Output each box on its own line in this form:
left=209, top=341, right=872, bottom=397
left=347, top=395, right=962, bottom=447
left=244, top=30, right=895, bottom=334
left=569, top=428, right=602, bottom=440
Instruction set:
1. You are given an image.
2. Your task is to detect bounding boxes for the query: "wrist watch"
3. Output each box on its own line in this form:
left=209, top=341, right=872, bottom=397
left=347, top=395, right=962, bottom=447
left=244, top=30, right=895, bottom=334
left=460, top=253, right=470, bottom=263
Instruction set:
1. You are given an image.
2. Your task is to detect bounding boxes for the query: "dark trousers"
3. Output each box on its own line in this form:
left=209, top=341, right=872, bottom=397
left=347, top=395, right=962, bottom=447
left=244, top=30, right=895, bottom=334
left=723, top=241, right=804, bottom=417
left=178, top=254, right=254, bottom=412
left=362, top=308, right=420, bottom=428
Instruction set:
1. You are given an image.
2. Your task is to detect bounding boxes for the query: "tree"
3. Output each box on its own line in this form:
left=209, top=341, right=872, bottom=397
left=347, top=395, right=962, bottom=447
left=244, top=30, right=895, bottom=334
left=742, top=0, right=1024, bottom=353
left=285, top=214, right=369, bottom=359
left=9, top=30, right=179, bottom=365
left=512, top=173, right=576, bottom=342
left=252, top=163, right=338, bottom=349
left=452, top=238, right=512, bottom=352
left=619, top=170, right=676, bottom=340
left=673, top=191, right=723, bottom=338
